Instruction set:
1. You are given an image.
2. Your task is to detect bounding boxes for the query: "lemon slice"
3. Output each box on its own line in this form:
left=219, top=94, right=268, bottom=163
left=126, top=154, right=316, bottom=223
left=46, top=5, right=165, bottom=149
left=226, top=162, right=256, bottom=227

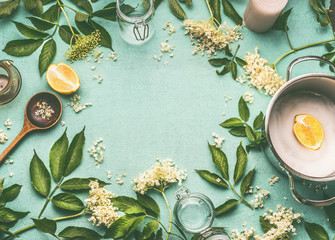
left=46, top=63, right=80, bottom=95
left=293, top=114, right=324, bottom=150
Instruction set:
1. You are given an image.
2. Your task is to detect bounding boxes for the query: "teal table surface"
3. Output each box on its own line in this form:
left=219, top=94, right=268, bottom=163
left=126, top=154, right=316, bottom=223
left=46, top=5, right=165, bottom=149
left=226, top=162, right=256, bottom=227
left=0, top=0, right=335, bottom=239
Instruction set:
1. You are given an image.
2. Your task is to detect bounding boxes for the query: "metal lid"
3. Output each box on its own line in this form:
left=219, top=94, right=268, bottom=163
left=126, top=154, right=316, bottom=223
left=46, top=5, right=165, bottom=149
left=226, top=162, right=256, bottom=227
left=196, top=228, right=230, bottom=240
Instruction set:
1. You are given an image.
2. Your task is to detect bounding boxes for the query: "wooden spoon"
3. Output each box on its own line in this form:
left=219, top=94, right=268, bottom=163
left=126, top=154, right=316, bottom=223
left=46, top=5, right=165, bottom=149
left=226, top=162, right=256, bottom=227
left=0, top=92, right=62, bottom=164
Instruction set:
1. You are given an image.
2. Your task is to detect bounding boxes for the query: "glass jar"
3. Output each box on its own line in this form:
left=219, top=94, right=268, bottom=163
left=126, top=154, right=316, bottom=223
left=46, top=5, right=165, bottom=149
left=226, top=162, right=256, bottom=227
left=116, top=0, right=155, bottom=45
left=0, top=60, right=22, bottom=105
left=174, top=187, right=231, bottom=240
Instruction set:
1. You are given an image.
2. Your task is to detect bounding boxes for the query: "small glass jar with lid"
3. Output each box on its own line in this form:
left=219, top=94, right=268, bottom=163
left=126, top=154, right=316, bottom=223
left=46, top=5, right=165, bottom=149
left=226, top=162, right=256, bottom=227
left=174, top=187, right=231, bottom=240
left=0, top=60, right=22, bottom=105
left=116, top=0, right=155, bottom=45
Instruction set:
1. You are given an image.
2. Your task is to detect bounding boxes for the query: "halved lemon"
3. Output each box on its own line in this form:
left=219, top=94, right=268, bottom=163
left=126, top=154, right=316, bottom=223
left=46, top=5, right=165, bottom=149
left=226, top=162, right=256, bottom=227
left=46, top=63, right=80, bottom=95
left=293, top=114, right=324, bottom=150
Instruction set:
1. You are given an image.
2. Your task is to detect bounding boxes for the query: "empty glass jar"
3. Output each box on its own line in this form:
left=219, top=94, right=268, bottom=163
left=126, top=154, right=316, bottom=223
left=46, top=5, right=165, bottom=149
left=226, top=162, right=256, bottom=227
left=174, top=187, right=231, bottom=240
left=116, top=0, right=155, bottom=45
left=0, top=60, right=22, bottom=105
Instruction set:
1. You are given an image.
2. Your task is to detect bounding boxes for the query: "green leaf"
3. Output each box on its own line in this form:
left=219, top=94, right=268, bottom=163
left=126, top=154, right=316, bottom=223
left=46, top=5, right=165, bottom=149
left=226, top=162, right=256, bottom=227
left=216, top=64, right=230, bottom=76
left=156, top=228, right=163, bottom=240
left=51, top=193, right=84, bottom=211
left=27, top=17, right=55, bottom=31
left=325, top=43, right=335, bottom=52
left=88, top=19, right=113, bottom=50
left=169, top=0, right=186, bottom=20
left=0, top=184, right=22, bottom=206
left=172, top=223, right=187, bottom=240
left=64, top=127, right=85, bottom=176
left=222, top=0, right=242, bottom=25
left=93, top=3, right=135, bottom=21
left=208, top=58, right=229, bottom=67
left=271, top=8, right=292, bottom=31
left=253, top=111, right=264, bottom=130
left=143, top=220, right=159, bottom=239
left=229, top=126, right=246, bottom=137
left=240, top=169, right=255, bottom=196
left=209, top=0, right=221, bottom=24
left=238, top=96, right=250, bottom=122
left=208, top=143, right=229, bottom=180
left=111, top=196, right=146, bottom=215
left=42, top=0, right=56, bottom=4
left=32, top=218, right=56, bottom=235
left=259, top=216, right=275, bottom=232
left=58, top=25, right=79, bottom=45
left=3, top=39, right=44, bottom=56
left=0, top=178, right=4, bottom=197
left=233, top=142, right=247, bottom=184
left=136, top=193, right=160, bottom=217
left=60, top=178, right=110, bottom=191
left=0, top=220, right=18, bottom=230
left=230, top=61, right=237, bottom=79
left=304, top=222, right=329, bottom=240
left=75, top=11, right=89, bottom=22
left=215, top=199, right=238, bottom=216
left=245, top=124, right=256, bottom=142
left=42, top=4, right=59, bottom=22
left=0, top=227, right=15, bottom=237
left=125, top=215, right=146, bottom=239
left=70, top=0, right=93, bottom=14
left=38, top=38, right=56, bottom=76
left=220, top=117, right=244, bottom=128
left=235, top=57, right=247, bottom=66
left=30, top=150, right=51, bottom=197
left=59, top=226, right=102, bottom=240
left=23, top=0, right=43, bottom=16
left=310, top=0, right=325, bottom=14
left=105, top=215, right=145, bottom=239
left=11, top=21, right=49, bottom=39
left=76, top=19, right=95, bottom=35
left=195, top=170, right=229, bottom=188
left=224, top=45, right=233, bottom=57
left=49, top=129, right=69, bottom=182
left=0, top=208, right=29, bottom=223
left=0, top=0, right=20, bottom=18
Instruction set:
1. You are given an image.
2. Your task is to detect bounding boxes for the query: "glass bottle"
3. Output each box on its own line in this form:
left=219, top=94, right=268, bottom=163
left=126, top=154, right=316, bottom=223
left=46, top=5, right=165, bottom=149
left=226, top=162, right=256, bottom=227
left=116, top=0, right=155, bottom=45
left=0, top=60, right=22, bottom=105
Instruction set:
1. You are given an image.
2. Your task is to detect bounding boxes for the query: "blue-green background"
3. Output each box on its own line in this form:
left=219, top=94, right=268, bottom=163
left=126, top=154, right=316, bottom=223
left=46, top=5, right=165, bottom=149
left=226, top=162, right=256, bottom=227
left=1, top=0, right=335, bottom=239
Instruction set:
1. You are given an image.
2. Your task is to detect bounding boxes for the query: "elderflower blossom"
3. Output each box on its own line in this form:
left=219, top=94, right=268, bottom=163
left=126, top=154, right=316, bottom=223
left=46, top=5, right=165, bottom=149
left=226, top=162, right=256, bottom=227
left=35, top=101, right=55, bottom=120
left=132, top=158, right=188, bottom=194
left=251, top=188, right=270, bottom=208
left=269, top=175, right=279, bottom=186
left=4, top=119, right=12, bottom=129
left=236, top=47, right=286, bottom=96
left=183, top=19, right=242, bottom=57
left=243, top=91, right=254, bottom=104
left=65, top=30, right=101, bottom=62
left=67, top=94, right=92, bottom=113
left=0, top=129, right=8, bottom=144
left=163, top=22, right=176, bottom=35
left=231, top=228, right=256, bottom=240
left=254, top=205, right=303, bottom=240
left=212, top=132, right=224, bottom=148
left=85, top=180, right=119, bottom=227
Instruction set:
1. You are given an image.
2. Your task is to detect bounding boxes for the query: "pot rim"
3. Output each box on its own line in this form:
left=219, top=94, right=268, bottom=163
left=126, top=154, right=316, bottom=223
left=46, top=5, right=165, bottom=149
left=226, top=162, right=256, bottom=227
left=265, top=72, right=335, bottom=182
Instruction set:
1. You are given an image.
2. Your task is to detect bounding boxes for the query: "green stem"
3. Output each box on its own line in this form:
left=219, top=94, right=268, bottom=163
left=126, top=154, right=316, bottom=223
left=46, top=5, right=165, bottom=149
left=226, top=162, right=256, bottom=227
left=272, top=38, right=335, bottom=67
left=228, top=181, right=254, bottom=210
left=5, top=210, right=86, bottom=240
left=52, top=234, right=62, bottom=240
left=57, top=0, right=75, bottom=36
left=49, top=8, right=61, bottom=39
left=205, top=0, right=214, bottom=25
left=285, top=27, right=295, bottom=50
left=146, top=215, right=185, bottom=240
left=233, top=44, right=240, bottom=60
left=62, top=4, right=79, bottom=13
left=161, top=191, right=172, bottom=240
left=37, top=178, right=64, bottom=219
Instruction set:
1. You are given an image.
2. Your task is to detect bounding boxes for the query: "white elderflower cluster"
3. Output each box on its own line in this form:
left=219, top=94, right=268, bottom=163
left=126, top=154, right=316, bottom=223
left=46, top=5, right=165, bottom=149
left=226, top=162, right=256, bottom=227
left=243, top=91, right=254, bottom=104
left=85, top=180, right=119, bottom=227
left=269, top=175, right=280, bottom=186
left=254, top=205, right=303, bottom=240
left=0, top=129, right=8, bottom=144
left=212, top=132, right=224, bottom=148
left=88, top=137, right=105, bottom=165
left=67, top=94, right=92, bottom=113
left=163, top=22, right=176, bottom=35
left=35, top=101, right=55, bottom=120
left=236, top=47, right=286, bottom=96
left=231, top=228, right=256, bottom=240
left=132, top=158, right=188, bottom=194
left=4, top=119, right=12, bottom=129
left=117, top=173, right=126, bottom=185
left=107, top=52, right=117, bottom=61
left=183, top=20, right=242, bottom=57
left=251, top=187, right=270, bottom=208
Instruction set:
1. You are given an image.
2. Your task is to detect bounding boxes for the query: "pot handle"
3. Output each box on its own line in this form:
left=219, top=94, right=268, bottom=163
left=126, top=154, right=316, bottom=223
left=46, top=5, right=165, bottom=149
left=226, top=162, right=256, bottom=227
left=286, top=56, right=335, bottom=81
left=286, top=170, right=335, bottom=207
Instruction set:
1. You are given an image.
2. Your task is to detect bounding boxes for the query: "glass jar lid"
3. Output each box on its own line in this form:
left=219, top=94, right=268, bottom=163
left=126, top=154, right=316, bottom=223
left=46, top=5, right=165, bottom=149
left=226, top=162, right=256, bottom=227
left=196, top=228, right=231, bottom=240
left=173, top=187, right=215, bottom=233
